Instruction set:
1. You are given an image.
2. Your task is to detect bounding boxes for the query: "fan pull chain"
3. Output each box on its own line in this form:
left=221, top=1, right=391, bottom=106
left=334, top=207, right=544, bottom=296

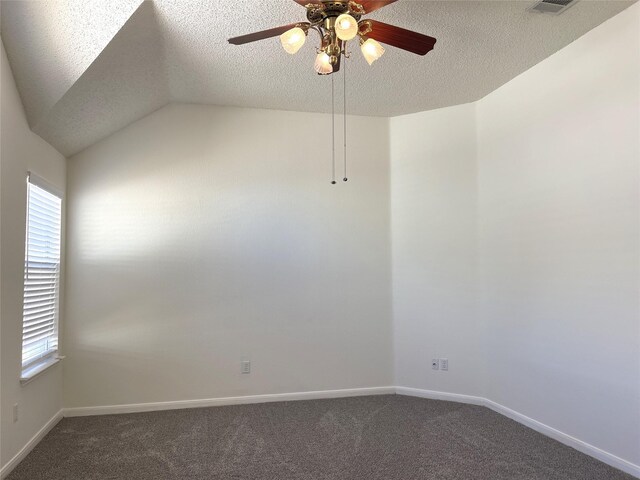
left=343, top=52, right=348, bottom=182
left=331, top=73, right=336, bottom=185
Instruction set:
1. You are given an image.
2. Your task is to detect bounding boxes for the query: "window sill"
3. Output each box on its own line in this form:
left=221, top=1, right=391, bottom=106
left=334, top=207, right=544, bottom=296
left=20, top=356, right=64, bottom=386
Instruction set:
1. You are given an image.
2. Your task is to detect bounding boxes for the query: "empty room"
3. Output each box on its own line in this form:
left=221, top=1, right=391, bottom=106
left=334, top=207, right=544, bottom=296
left=1, top=0, right=638, bottom=479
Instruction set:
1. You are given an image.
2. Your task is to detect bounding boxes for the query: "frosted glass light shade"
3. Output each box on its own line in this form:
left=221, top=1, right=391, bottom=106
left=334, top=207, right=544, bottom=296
left=335, top=14, right=358, bottom=41
left=314, top=52, right=333, bottom=75
left=280, top=27, right=306, bottom=54
left=361, top=38, right=385, bottom=65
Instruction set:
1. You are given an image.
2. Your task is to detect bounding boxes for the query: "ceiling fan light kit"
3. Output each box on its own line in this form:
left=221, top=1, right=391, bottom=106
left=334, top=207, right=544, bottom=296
left=228, top=0, right=437, bottom=183
left=229, top=0, right=436, bottom=75
left=280, top=26, right=307, bottom=54
left=315, top=51, right=334, bottom=74
left=335, top=13, right=359, bottom=41
left=361, top=37, right=385, bottom=65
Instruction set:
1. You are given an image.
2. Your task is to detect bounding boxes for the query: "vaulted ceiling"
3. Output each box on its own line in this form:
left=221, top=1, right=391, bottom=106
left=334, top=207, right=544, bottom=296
left=1, top=0, right=636, bottom=157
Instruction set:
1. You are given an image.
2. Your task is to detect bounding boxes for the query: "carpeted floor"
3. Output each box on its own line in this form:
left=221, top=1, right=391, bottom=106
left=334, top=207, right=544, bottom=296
left=7, top=395, right=633, bottom=480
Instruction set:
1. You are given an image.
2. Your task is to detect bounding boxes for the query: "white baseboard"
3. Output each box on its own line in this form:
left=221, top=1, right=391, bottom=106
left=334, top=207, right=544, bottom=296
left=63, top=386, right=396, bottom=417
left=0, top=409, right=63, bottom=480
left=483, top=398, right=640, bottom=479
left=396, top=387, right=640, bottom=479
left=395, top=386, right=485, bottom=406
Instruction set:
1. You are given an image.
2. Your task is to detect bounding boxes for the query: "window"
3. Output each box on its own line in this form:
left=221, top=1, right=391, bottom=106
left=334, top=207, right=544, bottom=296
left=22, top=173, right=62, bottom=377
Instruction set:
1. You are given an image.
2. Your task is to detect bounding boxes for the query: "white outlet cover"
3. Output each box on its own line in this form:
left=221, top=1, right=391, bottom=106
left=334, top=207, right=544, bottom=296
left=440, top=359, right=449, bottom=371
left=241, top=360, right=251, bottom=374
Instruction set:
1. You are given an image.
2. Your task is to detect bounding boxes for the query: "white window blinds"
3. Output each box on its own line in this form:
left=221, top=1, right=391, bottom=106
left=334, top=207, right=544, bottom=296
left=22, top=174, right=62, bottom=369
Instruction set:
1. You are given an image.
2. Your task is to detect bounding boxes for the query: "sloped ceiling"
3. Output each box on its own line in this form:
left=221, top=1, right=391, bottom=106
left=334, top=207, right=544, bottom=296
left=30, top=2, right=169, bottom=156
left=1, top=0, right=637, bottom=157
left=0, top=0, right=144, bottom=125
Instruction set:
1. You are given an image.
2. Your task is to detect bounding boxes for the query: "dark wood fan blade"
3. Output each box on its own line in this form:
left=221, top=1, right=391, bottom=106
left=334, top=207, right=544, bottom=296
left=364, top=20, right=436, bottom=56
left=359, top=0, right=399, bottom=14
left=228, top=23, right=308, bottom=45
left=293, top=0, right=322, bottom=5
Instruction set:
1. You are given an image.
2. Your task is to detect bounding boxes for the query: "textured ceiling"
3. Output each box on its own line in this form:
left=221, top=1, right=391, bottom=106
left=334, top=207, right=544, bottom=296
left=1, top=0, right=637, bottom=156
left=29, top=2, right=169, bottom=156
left=0, top=0, right=143, bottom=126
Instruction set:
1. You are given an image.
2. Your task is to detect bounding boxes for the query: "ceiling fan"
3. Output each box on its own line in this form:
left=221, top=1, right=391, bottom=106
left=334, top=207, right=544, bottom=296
left=228, top=0, right=437, bottom=75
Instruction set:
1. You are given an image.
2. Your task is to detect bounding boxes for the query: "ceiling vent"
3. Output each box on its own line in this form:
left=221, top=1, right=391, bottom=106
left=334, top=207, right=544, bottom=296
left=530, top=0, right=577, bottom=15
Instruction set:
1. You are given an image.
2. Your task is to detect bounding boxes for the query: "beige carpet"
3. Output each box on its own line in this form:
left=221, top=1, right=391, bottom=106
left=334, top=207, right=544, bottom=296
left=7, top=395, right=633, bottom=479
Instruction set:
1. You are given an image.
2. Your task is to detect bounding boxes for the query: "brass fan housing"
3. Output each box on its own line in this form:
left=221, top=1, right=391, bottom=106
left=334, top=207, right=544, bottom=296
left=305, top=1, right=364, bottom=24
left=304, top=1, right=365, bottom=68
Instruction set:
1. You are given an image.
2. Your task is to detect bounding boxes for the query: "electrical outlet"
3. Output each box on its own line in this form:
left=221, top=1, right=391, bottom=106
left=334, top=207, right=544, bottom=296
left=440, top=358, right=449, bottom=371
left=13, top=404, right=19, bottom=423
left=241, top=360, right=251, bottom=374
left=431, top=359, right=439, bottom=370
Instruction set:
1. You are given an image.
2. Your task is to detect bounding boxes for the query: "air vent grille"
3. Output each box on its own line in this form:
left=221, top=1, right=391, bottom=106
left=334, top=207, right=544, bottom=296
left=543, top=0, right=573, bottom=6
left=530, top=0, right=577, bottom=14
